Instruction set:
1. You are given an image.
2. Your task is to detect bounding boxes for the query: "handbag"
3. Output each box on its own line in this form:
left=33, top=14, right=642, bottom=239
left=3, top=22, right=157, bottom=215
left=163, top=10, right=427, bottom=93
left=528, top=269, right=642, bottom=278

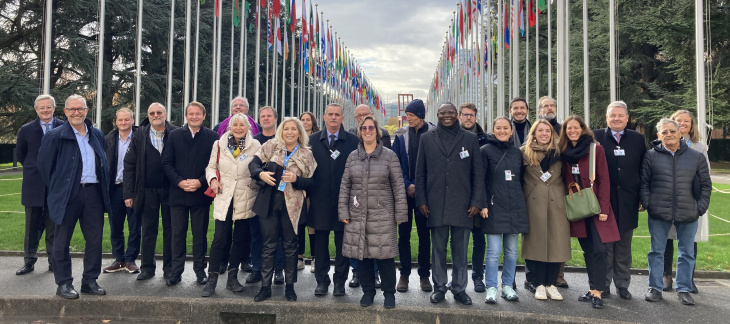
left=564, top=143, right=601, bottom=221
left=204, top=145, right=221, bottom=198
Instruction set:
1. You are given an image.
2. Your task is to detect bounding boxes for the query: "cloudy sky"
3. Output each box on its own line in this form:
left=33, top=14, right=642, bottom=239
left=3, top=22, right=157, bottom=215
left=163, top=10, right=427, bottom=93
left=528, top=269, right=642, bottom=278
left=305, top=0, right=455, bottom=104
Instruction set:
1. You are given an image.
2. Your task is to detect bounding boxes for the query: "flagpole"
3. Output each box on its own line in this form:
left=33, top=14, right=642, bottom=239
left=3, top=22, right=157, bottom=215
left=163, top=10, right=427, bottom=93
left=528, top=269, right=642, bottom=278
left=609, top=0, right=616, bottom=101
left=535, top=0, right=539, bottom=109
left=547, top=0, right=552, bottom=97
left=134, top=0, right=143, bottom=124
left=166, top=0, right=175, bottom=122
left=556, top=0, right=563, bottom=120
left=487, top=0, right=493, bottom=129
left=193, top=0, right=200, bottom=106
left=42, top=0, right=52, bottom=94
left=582, top=0, right=589, bottom=127
left=498, top=0, right=504, bottom=117
left=290, top=6, right=295, bottom=117
left=239, top=0, right=245, bottom=97
left=265, top=0, right=271, bottom=106
left=95, top=0, right=105, bottom=127
left=272, top=18, right=278, bottom=110
left=215, top=0, right=223, bottom=124
left=281, top=21, right=287, bottom=116
left=230, top=2, right=235, bottom=110
left=525, top=0, right=530, bottom=108
left=184, top=0, right=191, bottom=108
left=254, top=1, right=262, bottom=119
left=210, top=4, right=217, bottom=124
left=695, top=0, right=706, bottom=143
left=511, top=0, right=519, bottom=99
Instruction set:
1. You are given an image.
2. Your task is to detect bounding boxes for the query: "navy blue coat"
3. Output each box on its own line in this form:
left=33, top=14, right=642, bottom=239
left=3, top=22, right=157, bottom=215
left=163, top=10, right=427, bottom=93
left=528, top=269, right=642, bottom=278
left=16, top=117, right=64, bottom=207
left=161, top=124, right=218, bottom=207
left=391, top=123, right=436, bottom=191
left=37, top=119, right=111, bottom=225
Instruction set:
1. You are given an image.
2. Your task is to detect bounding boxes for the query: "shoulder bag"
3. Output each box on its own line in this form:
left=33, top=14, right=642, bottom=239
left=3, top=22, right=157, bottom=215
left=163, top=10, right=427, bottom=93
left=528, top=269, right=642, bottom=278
left=564, top=143, right=601, bottom=221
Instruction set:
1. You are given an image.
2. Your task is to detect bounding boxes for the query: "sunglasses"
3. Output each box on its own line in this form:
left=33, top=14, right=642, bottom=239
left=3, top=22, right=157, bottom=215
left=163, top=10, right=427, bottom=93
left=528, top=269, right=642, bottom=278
left=360, top=125, right=376, bottom=131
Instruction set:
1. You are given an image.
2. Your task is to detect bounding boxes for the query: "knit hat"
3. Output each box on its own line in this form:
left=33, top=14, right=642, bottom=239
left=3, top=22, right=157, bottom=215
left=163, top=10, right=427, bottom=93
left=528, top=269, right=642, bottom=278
left=405, top=99, right=426, bottom=120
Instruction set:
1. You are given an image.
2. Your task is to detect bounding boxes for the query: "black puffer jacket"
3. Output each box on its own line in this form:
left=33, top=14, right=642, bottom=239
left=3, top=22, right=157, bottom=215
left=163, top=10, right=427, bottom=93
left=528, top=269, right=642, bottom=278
left=640, top=140, right=711, bottom=223
left=480, top=134, right=529, bottom=234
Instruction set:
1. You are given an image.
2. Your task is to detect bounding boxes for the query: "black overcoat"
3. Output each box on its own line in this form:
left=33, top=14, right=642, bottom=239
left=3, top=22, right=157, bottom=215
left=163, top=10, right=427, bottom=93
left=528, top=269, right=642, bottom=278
left=16, top=117, right=64, bottom=207
left=161, top=124, right=218, bottom=207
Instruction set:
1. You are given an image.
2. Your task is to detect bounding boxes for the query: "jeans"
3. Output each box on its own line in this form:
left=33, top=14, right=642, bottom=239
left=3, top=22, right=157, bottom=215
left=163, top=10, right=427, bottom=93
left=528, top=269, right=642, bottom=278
left=350, top=258, right=379, bottom=277
left=648, top=217, right=697, bottom=293
left=485, top=233, right=518, bottom=289
left=109, top=185, right=141, bottom=262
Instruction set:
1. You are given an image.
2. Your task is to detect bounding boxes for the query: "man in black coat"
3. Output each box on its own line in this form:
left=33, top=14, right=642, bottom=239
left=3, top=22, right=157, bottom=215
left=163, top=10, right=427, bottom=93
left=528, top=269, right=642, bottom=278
left=161, top=102, right=219, bottom=286
left=123, top=103, right=178, bottom=280
left=593, top=101, right=646, bottom=300
left=416, top=102, right=485, bottom=305
left=509, top=98, right=532, bottom=147
left=15, top=94, right=63, bottom=275
left=308, top=103, right=359, bottom=296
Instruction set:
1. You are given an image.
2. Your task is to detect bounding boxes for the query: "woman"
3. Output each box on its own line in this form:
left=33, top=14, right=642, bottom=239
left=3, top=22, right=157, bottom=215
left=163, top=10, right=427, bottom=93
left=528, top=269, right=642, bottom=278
left=480, top=117, right=529, bottom=303
left=664, top=110, right=710, bottom=293
left=559, top=116, right=620, bottom=309
left=202, top=113, right=261, bottom=297
left=248, top=118, right=317, bottom=302
left=339, top=116, right=407, bottom=309
left=521, top=120, right=571, bottom=302
left=298, top=112, right=319, bottom=272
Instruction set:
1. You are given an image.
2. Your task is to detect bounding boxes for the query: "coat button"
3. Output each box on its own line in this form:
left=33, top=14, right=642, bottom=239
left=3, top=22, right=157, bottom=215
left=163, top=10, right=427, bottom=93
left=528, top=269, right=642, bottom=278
left=618, top=167, right=621, bottom=171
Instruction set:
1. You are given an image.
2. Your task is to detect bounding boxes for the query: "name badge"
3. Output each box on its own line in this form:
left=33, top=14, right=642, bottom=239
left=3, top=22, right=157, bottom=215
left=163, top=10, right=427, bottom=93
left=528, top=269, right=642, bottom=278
left=459, top=147, right=469, bottom=159
left=571, top=166, right=580, bottom=174
left=239, top=154, right=248, bottom=161
left=505, top=170, right=513, bottom=181
left=540, top=172, right=552, bottom=182
left=330, top=150, right=341, bottom=160
left=353, top=196, right=360, bottom=207
left=277, top=171, right=287, bottom=192
left=614, top=148, right=625, bottom=156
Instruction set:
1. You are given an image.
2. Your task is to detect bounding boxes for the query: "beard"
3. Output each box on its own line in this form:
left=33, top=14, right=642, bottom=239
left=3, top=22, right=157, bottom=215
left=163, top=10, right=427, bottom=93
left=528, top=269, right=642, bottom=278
left=544, top=112, right=556, bottom=121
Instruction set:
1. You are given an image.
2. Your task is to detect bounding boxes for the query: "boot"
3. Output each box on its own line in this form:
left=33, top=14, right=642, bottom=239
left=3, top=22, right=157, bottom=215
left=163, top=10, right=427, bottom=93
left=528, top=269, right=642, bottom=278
left=201, top=272, right=218, bottom=297
left=285, top=283, right=297, bottom=301
left=226, top=270, right=244, bottom=292
left=254, top=286, right=272, bottom=302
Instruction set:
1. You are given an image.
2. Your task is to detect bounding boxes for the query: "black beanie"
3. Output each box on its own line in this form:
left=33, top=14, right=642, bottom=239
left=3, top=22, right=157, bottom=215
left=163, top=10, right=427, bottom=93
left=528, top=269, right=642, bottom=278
left=405, top=99, right=426, bottom=120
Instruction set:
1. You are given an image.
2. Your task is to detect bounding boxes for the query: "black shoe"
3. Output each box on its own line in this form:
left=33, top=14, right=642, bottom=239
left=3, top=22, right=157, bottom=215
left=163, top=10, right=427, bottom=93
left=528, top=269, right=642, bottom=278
left=285, top=284, right=297, bottom=301
left=678, top=291, right=695, bottom=305
left=274, top=268, right=285, bottom=285
left=201, top=273, right=218, bottom=297
left=473, top=279, right=486, bottom=293
left=360, top=293, right=375, bottom=307
left=219, top=264, right=227, bottom=274
left=56, top=284, right=79, bottom=299
left=523, top=280, right=536, bottom=293
left=80, top=282, right=106, bottom=295
left=246, top=271, right=262, bottom=284
left=254, top=286, right=272, bottom=302
left=314, top=282, right=329, bottom=296
left=591, top=296, right=604, bottom=309
left=349, top=274, right=360, bottom=288
left=454, top=291, right=473, bottom=305
left=374, top=277, right=381, bottom=289
left=195, top=271, right=208, bottom=285
left=691, top=281, right=699, bottom=294
left=618, top=287, right=632, bottom=300
left=242, top=262, right=253, bottom=272
left=163, top=271, right=171, bottom=280
left=16, top=263, right=34, bottom=275
left=333, top=282, right=346, bottom=296
left=601, top=289, right=611, bottom=298
left=226, top=270, right=245, bottom=292
left=430, top=290, right=446, bottom=303
left=137, top=271, right=154, bottom=280
left=384, top=293, right=395, bottom=309
left=166, top=276, right=181, bottom=286
left=645, top=288, right=663, bottom=302
left=578, top=291, right=592, bottom=302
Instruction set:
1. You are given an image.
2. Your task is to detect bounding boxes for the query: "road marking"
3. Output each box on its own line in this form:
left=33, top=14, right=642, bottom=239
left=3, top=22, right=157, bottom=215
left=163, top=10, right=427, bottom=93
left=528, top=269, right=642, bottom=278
left=0, top=193, right=21, bottom=197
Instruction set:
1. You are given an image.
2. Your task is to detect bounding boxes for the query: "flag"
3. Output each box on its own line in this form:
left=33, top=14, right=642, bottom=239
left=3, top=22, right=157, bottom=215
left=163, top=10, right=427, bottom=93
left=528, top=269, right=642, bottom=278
left=200, top=0, right=206, bottom=4
left=215, top=0, right=220, bottom=17
left=261, top=0, right=266, bottom=8
left=504, top=2, right=510, bottom=48
left=233, top=0, right=241, bottom=27
left=267, top=19, right=272, bottom=50
left=301, top=0, right=307, bottom=43
left=290, top=0, right=296, bottom=32
left=519, top=0, right=525, bottom=36
left=458, top=2, right=463, bottom=45
left=273, top=0, right=280, bottom=17
left=477, top=0, right=481, bottom=13
left=538, top=0, right=546, bottom=13
left=528, top=0, right=535, bottom=27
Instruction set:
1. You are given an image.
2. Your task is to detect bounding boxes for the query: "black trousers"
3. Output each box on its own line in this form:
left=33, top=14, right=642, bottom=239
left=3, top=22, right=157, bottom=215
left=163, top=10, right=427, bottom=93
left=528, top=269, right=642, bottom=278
left=664, top=240, right=698, bottom=275
left=170, top=205, right=210, bottom=276
left=397, top=198, right=431, bottom=278
left=219, top=217, right=251, bottom=270
left=360, top=258, right=396, bottom=296
left=525, top=259, right=561, bottom=287
left=259, top=205, right=298, bottom=286
left=52, top=184, right=104, bottom=286
left=578, top=217, right=608, bottom=292
left=139, top=188, right=172, bottom=275
left=208, top=203, right=248, bottom=273
left=471, top=227, right=486, bottom=280
left=23, top=205, right=54, bottom=266
left=297, top=223, right=307, bottom=255
left=314, top=229, right=348, bottom=285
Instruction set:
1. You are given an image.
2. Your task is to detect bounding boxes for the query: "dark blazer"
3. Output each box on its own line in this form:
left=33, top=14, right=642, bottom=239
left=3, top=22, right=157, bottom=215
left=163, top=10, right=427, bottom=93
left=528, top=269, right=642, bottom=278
left=161, top=124, right=219, bottom=207
left=37, top=119, right=111, bottom=225
left=480, top=135, right=529, bottom=234
left=593, top=128, right=646, bottom=233
left=16, top=117, right=64, bottom=207
left=415, top=125, right=485, bottom=229
left=105, top=125, right=139, bottom=188
left=307, top=126, right=359, bottom=231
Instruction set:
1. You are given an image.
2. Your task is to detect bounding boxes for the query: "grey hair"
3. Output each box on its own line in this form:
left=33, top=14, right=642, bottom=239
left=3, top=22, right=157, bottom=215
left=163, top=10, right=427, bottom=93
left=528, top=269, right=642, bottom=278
left=325, top=103, right=343, bottom=115
left=65, top=94, right=87, bottom=108
left=656, top=118, right=679, bottom=132
left=606, top=101, right=628, bottom=115
left=228, top=113, right=251, bottom=130
left=148, top=102, right=167, bottom=113
left=231, top=96, right=249, bottom=108
left=34, top=94, right=56, bottom=108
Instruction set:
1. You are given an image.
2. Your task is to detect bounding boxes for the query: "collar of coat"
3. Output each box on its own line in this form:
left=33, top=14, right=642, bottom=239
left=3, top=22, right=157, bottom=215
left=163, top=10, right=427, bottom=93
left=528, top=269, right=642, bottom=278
left=356, top=142, right=384, bottom=160
left=318, top=125, right=345, bottom=142
left=651, top=138, right=688, bottom=156
left=59, top=118, right=95, bottom=139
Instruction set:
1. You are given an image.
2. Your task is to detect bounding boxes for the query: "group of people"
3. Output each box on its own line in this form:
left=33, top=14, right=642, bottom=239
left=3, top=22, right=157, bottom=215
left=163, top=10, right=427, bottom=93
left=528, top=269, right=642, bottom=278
left=14, top=93, right=710, bottom=309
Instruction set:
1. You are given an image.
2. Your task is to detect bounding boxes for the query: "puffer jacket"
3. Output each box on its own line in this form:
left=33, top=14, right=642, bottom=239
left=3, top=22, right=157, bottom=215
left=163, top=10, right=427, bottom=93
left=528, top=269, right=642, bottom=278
left=640, top=139, right=711, bottom=223
left=206, top=131, right=261, bottom=221
left=338, top=143, right=408, bottom=260
left=480, top=134, right=529, bottom=234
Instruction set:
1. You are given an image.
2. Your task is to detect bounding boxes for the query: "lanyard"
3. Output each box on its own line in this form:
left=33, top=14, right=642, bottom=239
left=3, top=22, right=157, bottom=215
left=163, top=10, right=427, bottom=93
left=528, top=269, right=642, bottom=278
left=283, top=144, right=299, bottom=168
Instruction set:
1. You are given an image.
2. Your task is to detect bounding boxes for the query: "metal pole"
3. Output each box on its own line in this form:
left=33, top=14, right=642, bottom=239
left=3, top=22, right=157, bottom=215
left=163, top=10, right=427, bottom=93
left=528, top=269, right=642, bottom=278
left=609, top=0, right=616, bottom=102
left=135, top=0, right=144, bottom=124
left=547, top=0, right=552, bottom=97
left=42, top=0, right=53, bottom=94
left=184, top=0, right=191, bottom=108
left=254, top=2, right=262, bottom=120
left=695, top=0, right=706, bottom=143
left=535, top=1, right=539, bottom=110
left=166, top=0, right=175, bottom=122
left=498, top=0, right=504, bottom=116
left=95, top=0, right=105, bottom=127
left=193, top=0, right=200, bottom=105
left=583, top=0, right=590, bottom=127
left=239, top=0, right=245, bottom=97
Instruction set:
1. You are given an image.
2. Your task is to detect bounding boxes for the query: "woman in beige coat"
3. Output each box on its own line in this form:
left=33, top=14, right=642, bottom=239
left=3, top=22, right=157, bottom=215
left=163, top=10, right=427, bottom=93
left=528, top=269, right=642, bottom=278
left=201, top=113, right=261, bottom=297
left=521, top=120, right=572, bottom=301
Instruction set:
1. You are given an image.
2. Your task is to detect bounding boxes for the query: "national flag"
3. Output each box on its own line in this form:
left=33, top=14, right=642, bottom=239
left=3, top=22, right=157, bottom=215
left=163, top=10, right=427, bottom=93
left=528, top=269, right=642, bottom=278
left=200, top=0, right=206, bottom=4
left=233, top=0, right=241, bottom=27
left=504, top=2, right=510, bottom=48
left=477, top=0, right=481, bottom=13
left=261, top=0, right=266, bottom=8
left=458, top=2, right=463, bottom=45
left=267, top=18, right=272, bottom=50
left=273, top=0, right=280, bottom=17
left=519, top=0, right=525, bottom=36
left=301, top=0, right=307, bottom=43
left=215, top=0, right=220, bottom=17
left=538, top=0, right=546, bottom=13
left=276, top=18, right=282, bottom=55
left=528, top=0, right=535, bottom=27
left=290, top=0, right=296, bottom=32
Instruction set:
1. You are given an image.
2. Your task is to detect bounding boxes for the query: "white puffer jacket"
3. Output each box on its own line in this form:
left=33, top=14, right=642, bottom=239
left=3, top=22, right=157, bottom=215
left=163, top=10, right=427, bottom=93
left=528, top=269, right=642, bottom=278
left=206, top=131, right=261, bottom=221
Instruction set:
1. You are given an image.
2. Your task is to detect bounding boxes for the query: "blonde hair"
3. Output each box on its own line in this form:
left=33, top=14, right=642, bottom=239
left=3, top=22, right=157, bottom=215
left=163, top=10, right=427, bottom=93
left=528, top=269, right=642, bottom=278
left=228, top=113, right=251, bottom=130
left=670, top=110, right=700, bottom=143
left=523, top=120, right=560, bottom=166
left=275, top=117, right=309, bottom=149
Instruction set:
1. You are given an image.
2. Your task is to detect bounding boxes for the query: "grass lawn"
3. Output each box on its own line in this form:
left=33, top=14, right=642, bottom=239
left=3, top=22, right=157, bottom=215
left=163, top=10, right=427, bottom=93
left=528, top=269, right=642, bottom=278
left=1, top=172, right=729, bottom=271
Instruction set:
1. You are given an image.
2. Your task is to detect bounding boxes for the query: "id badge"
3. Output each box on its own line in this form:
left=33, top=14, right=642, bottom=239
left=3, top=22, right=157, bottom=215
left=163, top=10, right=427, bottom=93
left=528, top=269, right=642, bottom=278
left=277, top=171, right=287, bottom=191
left=353, top=196, right=360, bottom=207
left=330, top=150, right=340, bottom=160
left=239, top=154, right=248, bottom=161
left=614, top=148, right=625, bottom=156
left=504, top=170, right=513, bottom=181
left=571, top=166, right=580, bottom=174
left=459, top=147, right=469, bottom=159
left=540, top=172, right=552, bottom=182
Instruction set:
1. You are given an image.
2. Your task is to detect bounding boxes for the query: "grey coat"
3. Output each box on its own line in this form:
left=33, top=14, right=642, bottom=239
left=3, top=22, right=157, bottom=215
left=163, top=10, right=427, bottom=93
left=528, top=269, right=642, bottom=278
left=339, top=143, right=408, bottom=260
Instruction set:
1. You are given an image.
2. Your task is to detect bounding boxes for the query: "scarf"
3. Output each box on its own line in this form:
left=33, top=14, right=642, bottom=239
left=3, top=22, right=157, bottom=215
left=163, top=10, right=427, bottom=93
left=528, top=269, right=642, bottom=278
left=228, top=134, right=245, bottom=158
left=528, top=141, right=560, bottom=172
left=561, top=135, right=593, bottom=164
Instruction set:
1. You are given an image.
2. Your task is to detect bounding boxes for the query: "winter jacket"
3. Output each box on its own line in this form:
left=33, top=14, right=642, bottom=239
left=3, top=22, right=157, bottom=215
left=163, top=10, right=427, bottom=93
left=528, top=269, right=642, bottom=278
left=392, top=122, right=436, bottom=190
left=105, top=126, right=139, bottom=189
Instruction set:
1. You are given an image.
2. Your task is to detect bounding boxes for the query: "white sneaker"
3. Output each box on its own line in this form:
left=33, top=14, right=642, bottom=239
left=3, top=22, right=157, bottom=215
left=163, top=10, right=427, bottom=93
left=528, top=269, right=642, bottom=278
left=535, top=285, right=548, bottom=300
left=310, top=259, right=316, bottom=273
left=546, top=285, right=563, bottom=301
left=297, top=259, right=305, bottom=270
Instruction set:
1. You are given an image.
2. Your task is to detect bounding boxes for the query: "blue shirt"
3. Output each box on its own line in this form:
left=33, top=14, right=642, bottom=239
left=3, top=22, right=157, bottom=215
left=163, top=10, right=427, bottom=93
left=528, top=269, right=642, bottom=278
left=115, top=130, right=132, bottom=184
left=40, top=120, right=53, bottom=135
left=610, top=129, right=624, bottom=142
left=327, top=129, right=339, bottom=146
left=73, top=125, right=98, bottom=184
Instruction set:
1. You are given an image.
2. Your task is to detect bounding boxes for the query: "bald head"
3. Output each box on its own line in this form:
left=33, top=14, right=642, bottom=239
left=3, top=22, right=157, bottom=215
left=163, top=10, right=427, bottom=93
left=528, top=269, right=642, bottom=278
left=354, top=104, right=373, bottom=124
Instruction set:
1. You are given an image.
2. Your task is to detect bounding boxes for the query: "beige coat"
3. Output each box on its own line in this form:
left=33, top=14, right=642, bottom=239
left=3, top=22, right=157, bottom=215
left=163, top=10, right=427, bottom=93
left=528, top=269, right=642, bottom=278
left=206, top=131, right=261, bottom=221
left=520, top=148, right=572, bottom=263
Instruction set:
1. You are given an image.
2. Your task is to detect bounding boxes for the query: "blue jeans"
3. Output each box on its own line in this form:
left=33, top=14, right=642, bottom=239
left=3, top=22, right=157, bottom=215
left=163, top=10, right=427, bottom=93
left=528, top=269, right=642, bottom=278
left=350, top=258, right=379, bottom=277
left=648, top=217, right=697, bottom=293
left=485, top=234, right=518, bottom=289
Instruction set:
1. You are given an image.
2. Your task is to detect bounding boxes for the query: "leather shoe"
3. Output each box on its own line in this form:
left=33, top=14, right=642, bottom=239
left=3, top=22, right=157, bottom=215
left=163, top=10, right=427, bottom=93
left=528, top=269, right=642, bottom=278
left=274, top=268, right=285, bottom=285
left=555, top=277, right=569, bottom=288
left=333, top=282, right=346, bottom=296
left=246, top=271, right=262, bottom=284
left=591, top=296, right=604, bottom=309
left=453, top=291, right=473, bottom=305
left=16, top=263, right=34, bottom=275
left=349, top=274, right=360, bottom=288
left=618, top=287, right=632, bottom=300
left=314, top=282, right=329, bottom=296
left=397, top=276, right=409, bottom=292
left=523, top=280, right=536, bottom=293
left=473, top=279, right=486, bottom=293
left=645, top=288, right=663, bottom=302
left=195, top=271, right=208, bottom=285
left=360, top=293, right=375, bottom=307
left=678, top=291, right=695, bottom=305
left=601, top=289, right=611, bottom=298
left=242, top=262, right=253, bottom=272
left=137, top=271, right=154, bottom=280
left=254, top=286, right=272, bottom=302
left=578, top=291, right=592, bottom=302
left=430, top=290, right=446, bottom=303
left=166, top=276, right=181, bottom=286
left=80, top=282, right=106, bottom=295
left=420, top=277, right=433, bottom=292
left=56, top=284, right=79, bottom=299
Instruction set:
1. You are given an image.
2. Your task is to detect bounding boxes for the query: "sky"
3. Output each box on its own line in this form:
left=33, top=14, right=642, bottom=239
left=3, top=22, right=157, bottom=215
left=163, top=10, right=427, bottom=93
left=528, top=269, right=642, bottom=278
left=304, top=0, right=455, bottom=104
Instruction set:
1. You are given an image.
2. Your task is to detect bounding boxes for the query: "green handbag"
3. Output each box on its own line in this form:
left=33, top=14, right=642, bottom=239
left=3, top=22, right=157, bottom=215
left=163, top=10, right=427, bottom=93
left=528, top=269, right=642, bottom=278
left=564, top=143, right=601, bottom=221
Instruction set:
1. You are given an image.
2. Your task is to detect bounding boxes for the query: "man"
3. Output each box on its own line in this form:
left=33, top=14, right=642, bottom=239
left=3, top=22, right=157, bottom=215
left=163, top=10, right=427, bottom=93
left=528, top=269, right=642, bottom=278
left=348, top=104, right=391, bottom=149
left=308, top=103, right=359, bottom=296
left=123, top=103, right=178, bottom=280
left=103, top=108, right=140, bottom=274
left=161, top=102, right=219, bottom=286
left=416, top=102, right=485, bottom=305
left=458, top=102, right=488, bottom=147
left=38, top=95, right=111, bottom=299
left=594, top=101, right=646, bottom=300
left=392, top=99, right=435, bottom=293
left=641, top=118, right=711, bottom=306
left=15, top=94, right=63, bottom=275
left=509, top=98, right=532, bottom=147
left=213, top=96, right=261, bottom=138
left=537, top=96, right=561, bottom=134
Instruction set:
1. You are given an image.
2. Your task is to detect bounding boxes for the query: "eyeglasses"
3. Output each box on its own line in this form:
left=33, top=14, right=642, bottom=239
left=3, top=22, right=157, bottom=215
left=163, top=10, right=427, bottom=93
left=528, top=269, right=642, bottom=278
left=360, top=125, right=376, bottom=132
left=438, top=111, right=457, bottom=116
left=660, top=129, right=678, bottom=135
left=65, top=108, right=87, bottom=113
left=460, top=113, right=476, bottom=118
left=149, top=111, right=165, bottom=116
